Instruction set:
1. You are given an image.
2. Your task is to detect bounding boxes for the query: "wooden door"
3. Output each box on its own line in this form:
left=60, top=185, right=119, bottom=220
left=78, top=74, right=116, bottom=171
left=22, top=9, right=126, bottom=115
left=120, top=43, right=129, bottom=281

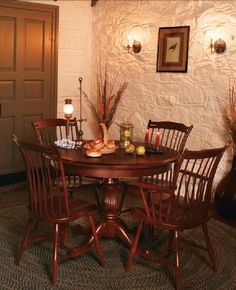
left=0, top=1, right=58, bottom=176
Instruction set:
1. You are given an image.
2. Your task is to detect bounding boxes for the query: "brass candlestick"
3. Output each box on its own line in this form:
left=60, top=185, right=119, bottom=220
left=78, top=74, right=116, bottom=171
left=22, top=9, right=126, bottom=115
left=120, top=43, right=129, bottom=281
left=77, top=77, right=87, bottom=146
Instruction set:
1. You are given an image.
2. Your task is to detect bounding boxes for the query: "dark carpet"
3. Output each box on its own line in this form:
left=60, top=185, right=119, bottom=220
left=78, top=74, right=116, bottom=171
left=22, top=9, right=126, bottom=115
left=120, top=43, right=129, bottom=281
left=0, top=184, right=235, bottom=290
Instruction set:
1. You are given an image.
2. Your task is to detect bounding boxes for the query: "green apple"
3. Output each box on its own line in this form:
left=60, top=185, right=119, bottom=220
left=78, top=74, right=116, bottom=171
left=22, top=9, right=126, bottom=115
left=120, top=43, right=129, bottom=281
left=136, top=145, right=145, bottom=155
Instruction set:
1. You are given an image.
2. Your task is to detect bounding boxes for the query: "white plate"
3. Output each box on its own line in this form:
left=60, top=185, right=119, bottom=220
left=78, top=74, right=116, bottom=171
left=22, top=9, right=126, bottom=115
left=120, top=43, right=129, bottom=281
left=85, top=150, right=102, bottom=157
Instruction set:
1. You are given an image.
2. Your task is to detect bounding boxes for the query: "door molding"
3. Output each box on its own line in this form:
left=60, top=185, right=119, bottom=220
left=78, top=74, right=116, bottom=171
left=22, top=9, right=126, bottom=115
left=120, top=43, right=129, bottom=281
left=0, top=0, right=59, bottom=178
left=0, top=0, right=58, bottom=118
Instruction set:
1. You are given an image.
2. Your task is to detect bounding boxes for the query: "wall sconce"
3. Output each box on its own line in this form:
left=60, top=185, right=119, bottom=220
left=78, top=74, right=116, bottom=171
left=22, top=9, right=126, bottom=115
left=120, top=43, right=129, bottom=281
left=210, top=38, right=226, bottom=54
left=126, top=25, right=146, bottom=54
left=127, top=40, right=142, bottom=54
left=63, top=98, right=74, bottom=138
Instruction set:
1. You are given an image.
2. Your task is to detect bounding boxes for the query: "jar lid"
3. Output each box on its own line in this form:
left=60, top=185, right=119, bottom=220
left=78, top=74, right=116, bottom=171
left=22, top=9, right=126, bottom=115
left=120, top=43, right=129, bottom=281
left=119, top=122, right=134, bottom=128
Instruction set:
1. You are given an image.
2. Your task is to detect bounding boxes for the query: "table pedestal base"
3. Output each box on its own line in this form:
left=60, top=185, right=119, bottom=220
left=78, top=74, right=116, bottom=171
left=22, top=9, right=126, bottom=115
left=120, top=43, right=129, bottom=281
left=90, top=217, right=132, bottom=245
left=67, top=179, right=132, bottom=258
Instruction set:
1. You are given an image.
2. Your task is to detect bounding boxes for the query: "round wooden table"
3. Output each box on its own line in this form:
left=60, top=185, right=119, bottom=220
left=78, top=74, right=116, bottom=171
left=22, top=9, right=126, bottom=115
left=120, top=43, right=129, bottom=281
left=59, top=143, right=179, bottom=248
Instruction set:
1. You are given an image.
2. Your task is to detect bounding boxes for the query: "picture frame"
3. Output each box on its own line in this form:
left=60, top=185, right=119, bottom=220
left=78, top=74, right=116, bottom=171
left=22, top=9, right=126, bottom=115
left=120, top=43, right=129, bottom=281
left=156, top=26, right=190, bottom=73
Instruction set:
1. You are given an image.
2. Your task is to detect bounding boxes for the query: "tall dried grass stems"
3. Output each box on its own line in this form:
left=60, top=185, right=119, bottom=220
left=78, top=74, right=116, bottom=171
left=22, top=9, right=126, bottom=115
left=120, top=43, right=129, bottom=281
left=83, top=65, right=128, bottom=129
left=218, top=82, right=236, bottom=153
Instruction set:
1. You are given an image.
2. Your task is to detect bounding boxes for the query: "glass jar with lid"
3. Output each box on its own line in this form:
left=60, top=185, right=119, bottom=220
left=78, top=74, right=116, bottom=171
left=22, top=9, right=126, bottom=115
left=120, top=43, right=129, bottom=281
left=119, top=122, right=134, bottom=148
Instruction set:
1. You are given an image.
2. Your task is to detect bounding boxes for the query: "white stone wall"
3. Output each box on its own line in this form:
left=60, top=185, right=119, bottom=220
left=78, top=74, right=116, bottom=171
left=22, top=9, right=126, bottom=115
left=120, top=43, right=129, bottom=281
left=91, top=0, right=236, bottom=186
left=29, top=0, right=94, bottom=138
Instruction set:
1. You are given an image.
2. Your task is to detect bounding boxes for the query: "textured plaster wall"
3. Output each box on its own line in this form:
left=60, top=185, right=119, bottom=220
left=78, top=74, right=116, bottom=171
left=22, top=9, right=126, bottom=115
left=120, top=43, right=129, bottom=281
left=30, top=0, right=94, bottom=136
left=91, top=0, right=236, bottom=186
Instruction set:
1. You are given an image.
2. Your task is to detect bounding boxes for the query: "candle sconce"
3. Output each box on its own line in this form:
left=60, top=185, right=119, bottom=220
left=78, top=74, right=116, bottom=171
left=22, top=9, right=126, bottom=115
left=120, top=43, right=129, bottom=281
left=210, top=38, right=226, bottom=54
left=126, top=40, right=142, bottom=54
left=126, top=25, right=146, bottom=55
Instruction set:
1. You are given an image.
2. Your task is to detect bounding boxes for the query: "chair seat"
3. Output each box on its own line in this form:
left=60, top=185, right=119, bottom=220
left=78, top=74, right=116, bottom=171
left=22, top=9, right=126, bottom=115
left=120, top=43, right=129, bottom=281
left=133, top=179, right=174, bottom=194
left=131, top=201, right=209, bottom=231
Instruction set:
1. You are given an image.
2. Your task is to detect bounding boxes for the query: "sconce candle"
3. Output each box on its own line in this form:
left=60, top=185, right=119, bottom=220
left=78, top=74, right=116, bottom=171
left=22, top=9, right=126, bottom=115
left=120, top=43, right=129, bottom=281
left=144, top=129, right=150, bottom=145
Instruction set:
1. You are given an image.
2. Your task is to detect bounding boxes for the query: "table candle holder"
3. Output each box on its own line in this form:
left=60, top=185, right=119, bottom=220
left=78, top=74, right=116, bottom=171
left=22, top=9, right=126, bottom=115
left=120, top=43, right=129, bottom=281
left=145, top=144, right=163, bottom=154
left=76, top=77, right=87, bottom=147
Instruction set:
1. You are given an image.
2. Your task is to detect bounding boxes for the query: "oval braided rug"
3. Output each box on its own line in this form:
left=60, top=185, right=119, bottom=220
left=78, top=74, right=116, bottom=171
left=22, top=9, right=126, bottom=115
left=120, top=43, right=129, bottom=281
left=0, top=187, right=235, bottom=290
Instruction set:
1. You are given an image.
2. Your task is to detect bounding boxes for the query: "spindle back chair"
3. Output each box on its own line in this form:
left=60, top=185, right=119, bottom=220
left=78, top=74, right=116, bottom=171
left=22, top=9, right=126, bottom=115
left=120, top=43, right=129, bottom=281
left=126, top=142, right=230, bottom=290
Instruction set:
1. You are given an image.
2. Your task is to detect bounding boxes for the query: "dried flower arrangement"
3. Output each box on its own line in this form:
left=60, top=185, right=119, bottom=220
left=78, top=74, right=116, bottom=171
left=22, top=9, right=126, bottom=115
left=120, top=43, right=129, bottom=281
left=220, top=82, right=236, bottom=153
left=83, top=65, right=128, bottom=129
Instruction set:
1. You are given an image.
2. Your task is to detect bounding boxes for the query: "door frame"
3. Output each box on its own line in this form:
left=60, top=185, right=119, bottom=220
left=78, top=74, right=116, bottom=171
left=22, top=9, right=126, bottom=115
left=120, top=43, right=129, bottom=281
left=0, top=0, right=59, bottom=118
left=0, top=0, right=58, bottom=184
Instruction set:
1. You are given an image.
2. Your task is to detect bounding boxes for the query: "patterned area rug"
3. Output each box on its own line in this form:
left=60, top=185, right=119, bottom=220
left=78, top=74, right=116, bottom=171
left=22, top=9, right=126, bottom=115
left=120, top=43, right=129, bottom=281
left=0, top=185, right=235, bottom=290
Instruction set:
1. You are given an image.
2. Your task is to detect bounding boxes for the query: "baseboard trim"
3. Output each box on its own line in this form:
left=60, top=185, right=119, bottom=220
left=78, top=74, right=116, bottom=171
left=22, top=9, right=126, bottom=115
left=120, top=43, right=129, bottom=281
left=0, top=171, right=27, bottom=187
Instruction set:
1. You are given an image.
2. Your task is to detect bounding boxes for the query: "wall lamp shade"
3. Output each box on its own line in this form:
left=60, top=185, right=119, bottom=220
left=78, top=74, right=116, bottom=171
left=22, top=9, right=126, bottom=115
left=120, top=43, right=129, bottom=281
left=210, top=38, right=226, bottom=54
left=63, top=99, right=74, bottom=119
left=127, top=40, right=142, bottom=54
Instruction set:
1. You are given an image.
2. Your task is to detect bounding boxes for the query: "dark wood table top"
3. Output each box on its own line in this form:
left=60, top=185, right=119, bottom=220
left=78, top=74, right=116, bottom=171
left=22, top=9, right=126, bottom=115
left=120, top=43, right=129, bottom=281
left=59, top=142, right=179, bottom=179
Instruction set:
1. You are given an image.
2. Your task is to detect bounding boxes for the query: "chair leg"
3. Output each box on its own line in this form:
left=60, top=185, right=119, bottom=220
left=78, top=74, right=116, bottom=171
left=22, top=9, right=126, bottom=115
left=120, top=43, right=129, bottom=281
left=15, top=218, right=34, bottom=265
left=59, top=223, right=69, bottom=246
left=164, top=230, right=174, bottom=257
left=125, top=220, right=144, bottom=270
left=88, top=215, right=104, bottom=266
left=202, top=223, right=217, bottom=272
left=174, top=230, right=180, bottom=290
left=52, top=223, right=59, bottom=287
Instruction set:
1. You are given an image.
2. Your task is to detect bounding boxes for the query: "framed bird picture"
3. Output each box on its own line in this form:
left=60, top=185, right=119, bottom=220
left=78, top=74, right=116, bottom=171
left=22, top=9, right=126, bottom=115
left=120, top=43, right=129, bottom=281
left=156, top=26, right=190, bottom=72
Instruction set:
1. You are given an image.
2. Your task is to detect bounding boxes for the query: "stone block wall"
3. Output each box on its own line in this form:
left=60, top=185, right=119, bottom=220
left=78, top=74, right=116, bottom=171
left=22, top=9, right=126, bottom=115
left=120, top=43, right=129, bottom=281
left=91, top=0, right=236, bottom=186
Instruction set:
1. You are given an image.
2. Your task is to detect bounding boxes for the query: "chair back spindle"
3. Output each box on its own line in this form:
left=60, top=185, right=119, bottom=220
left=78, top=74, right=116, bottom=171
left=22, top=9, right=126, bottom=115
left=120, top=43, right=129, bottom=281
left=148, top=120, right=193, bottom=152
left=141, top=144, right=230, bottom=230
left=32, top=118, right=79, bottom=145
left=13, top=136, right=71, bottom=221
left=141, top=120, right=193, bottom=185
